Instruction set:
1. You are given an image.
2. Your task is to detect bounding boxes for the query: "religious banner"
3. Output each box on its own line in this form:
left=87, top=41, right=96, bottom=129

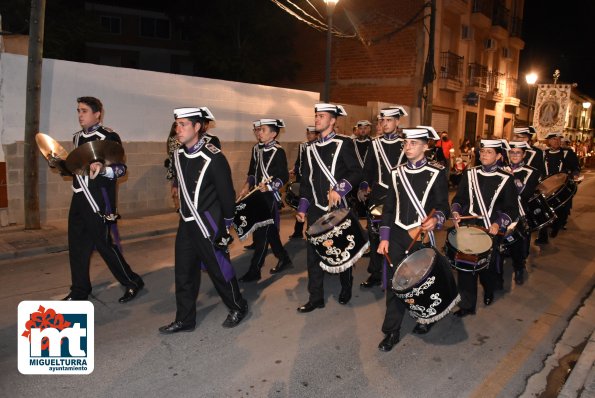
left=533, top=84, right=572, bottom=139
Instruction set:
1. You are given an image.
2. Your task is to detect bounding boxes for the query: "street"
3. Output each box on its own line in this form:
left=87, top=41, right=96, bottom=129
left=1, top=172, right=594, bottom=398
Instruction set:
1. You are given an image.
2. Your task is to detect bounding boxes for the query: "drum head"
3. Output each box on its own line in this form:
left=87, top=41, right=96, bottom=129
left=394, top=248, right=435, bottom=291
left=537, top=173, right=567, bottom=197
left=307, top=208, right=350, bottom=236
left=447, top=226, right=492, bottom=254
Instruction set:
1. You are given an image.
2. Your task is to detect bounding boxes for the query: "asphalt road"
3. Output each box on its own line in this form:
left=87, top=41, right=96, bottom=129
left=1, top=172, right=594, bottom=398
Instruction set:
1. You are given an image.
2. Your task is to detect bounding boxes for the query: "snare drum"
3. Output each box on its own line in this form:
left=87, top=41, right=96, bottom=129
left=499, top=221, right=526, bottom=255
left=284, top=181, right=300, bottom=210
left=232, top=191, right=275, bottom=241
left=521, top=193, right=557, bottom=231
left=307, top=208, right=369, bottom=273
left=392, top=247, right=460, bottom=324
left=444, top=225, right=493, bottom=272
left=537, top=173, right=577, bottom=211
left=367, top=198, right=385, bottom=240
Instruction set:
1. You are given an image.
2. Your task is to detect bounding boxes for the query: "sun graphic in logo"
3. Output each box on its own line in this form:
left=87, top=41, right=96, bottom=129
left=323, top=240, right=334, bottom=248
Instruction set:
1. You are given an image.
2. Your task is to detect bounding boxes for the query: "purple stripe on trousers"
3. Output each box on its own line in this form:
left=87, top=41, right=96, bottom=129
left=214, top=250, right=235, bottom=282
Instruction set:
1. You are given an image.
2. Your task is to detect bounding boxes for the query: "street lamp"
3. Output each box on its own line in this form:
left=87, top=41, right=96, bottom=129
left=323, top=0, right=339, bottom=103
left=525, top=72, right=538, bottom=124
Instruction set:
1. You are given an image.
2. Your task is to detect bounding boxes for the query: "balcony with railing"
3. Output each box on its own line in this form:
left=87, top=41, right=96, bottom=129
left=439, top=51, right=464, bottom=92
left=509, top=16, right=525, bottom=48
left=487, top=71, right=504, bottom=101
left=471, top=0, right=493, bottom=28
left=504, top=76, right=521, bottom=107
left=467, top=63, right=489, bottom=96
left=491, top=0, right=509, bottom=39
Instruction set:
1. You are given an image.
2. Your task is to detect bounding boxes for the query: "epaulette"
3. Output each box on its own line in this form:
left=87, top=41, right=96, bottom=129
left=427, top=160, right=445, bottom=170
left=205, top=143, right=221, bottom=154
left=274, top=143, right=283, bottom=149
left=497, top=166, right=513, bottom=175
left=99, top=126, right=114, bottom=133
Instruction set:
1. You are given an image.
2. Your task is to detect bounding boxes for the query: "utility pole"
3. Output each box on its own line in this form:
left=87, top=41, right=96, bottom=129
left=422, top=0, right=436, bottom=125
left=24, top=0, right=46, bottom=229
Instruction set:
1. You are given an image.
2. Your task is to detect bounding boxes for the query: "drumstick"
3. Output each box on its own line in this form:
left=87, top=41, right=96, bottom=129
left=236, top=176, right=273, bottom=202
left=448, top=215, right=484, bottom=220
left=382, top=252, right=394, bottom=268
left=405, top=209, right=436, bottom=254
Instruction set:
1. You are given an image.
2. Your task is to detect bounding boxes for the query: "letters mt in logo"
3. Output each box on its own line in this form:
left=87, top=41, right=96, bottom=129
left=18, top=301, right=94, bottom=375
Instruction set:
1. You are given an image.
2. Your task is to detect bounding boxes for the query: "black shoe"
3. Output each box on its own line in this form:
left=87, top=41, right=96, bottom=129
left=338, top=288, right=352, bottom=305
left=297, top=300, right=325, bottom=313
left=534, top=238, right=549, bottom=245
left=159, top=321, right=196, bottom=334
left=119, top=282, right=144, bottom=303
left=484, top=292, right=494, bottom=306
left=62, top=294, right=87, bottom=301
left=514, top=269, right=525, bottom=285
left=453, top=308, right=476, bottom=318
left=270, top=257, right=292, bottom=274
left=239, top=270, right=261, bottom=282
left=561, top=225, right=567, bottom=230
left=244, top=243, right=256, bottom=250
left=222, top=305, right=248, bottom=328
left=378, top=332, right=400, bottom=352
left=289, top=233, right=303, bottom=240
left=360, top=275, right=382, bottom=288
left=412, top=322, right=434, bottom=334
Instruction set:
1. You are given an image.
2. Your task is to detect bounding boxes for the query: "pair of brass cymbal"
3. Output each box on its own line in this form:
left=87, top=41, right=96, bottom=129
left=35, top=132, right=125, bottom=176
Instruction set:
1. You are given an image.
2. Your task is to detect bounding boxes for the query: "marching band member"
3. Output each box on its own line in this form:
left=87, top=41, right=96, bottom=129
left=357, top=107, right=407, bottom=289
left=353, top=120, right=373, bottom=168
left=376, top=127, right=449, bottom=351
left=504, top=141, right=542, bottom=285
left=296, top=103, right=362, bottom=312
left=451, top=139, right=519, bottom=317
left=244, top=120, right=263, bottom=250
left=159, top=107, right=247, bottom=334
left=288, top=126, right=319, bottom=239
left=535, top=132, right=581, bottom=245
left=512, top=126, right=545, bottom=175
left=59, top=97, right=144, bottom=303
left=238, top=119, right=292, bottom=281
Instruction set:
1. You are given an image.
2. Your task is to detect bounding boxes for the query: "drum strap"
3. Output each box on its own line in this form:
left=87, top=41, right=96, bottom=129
left=470, top=169, right=491, bottom=228
left=354, top=140, right=366, bottom=168
left=310, top=144, right=347, bottom=209
left=174, top=147, right=211, bottom=239
left=258, top=147, right=282, bottom=203
left=396, top=167, right=436, bottom=247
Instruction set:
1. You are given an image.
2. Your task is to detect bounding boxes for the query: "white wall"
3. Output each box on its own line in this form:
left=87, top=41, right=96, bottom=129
left=0, top=53, right=320, bottom=161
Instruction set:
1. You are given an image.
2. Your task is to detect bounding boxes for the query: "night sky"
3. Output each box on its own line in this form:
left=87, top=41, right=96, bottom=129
left=519, top=0, right=595, bottom=99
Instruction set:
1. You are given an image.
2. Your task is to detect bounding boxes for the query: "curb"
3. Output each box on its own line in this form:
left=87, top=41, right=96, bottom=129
left=559, top=329, right=595, bottom=398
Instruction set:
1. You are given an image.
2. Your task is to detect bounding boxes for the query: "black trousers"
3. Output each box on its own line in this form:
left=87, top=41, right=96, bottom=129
left=538, top=202, right=570, bottom=241
left=174, top=220, right=246, bottom=327
left=68, top=193, right=143, bottom=298
left=456, top=236, right=499, bottom=311
left=249, top=202, right=288, bottom=272
left=381, top=228, right=416, bottom=334
left=305, top=208, right=353, bottom=303
left=292, top=219, right=305, bottom=237
left=366, top=218, right=383, bottom=280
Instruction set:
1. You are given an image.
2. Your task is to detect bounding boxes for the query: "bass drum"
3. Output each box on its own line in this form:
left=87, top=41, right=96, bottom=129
left=307, top=208, right=369, bottom=273
left=536, top=173, right=577, bottom=211
left=392, top=247, right=460, bottom=324
left=284, top=181, right=300, bottom=210
left=232, top=191, right=274, bottom=241
left=522, top=193, right=557, bottom=231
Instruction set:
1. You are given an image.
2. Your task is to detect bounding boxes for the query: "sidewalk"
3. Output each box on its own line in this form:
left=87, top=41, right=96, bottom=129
left=0, top=209, right=180, bottom=261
